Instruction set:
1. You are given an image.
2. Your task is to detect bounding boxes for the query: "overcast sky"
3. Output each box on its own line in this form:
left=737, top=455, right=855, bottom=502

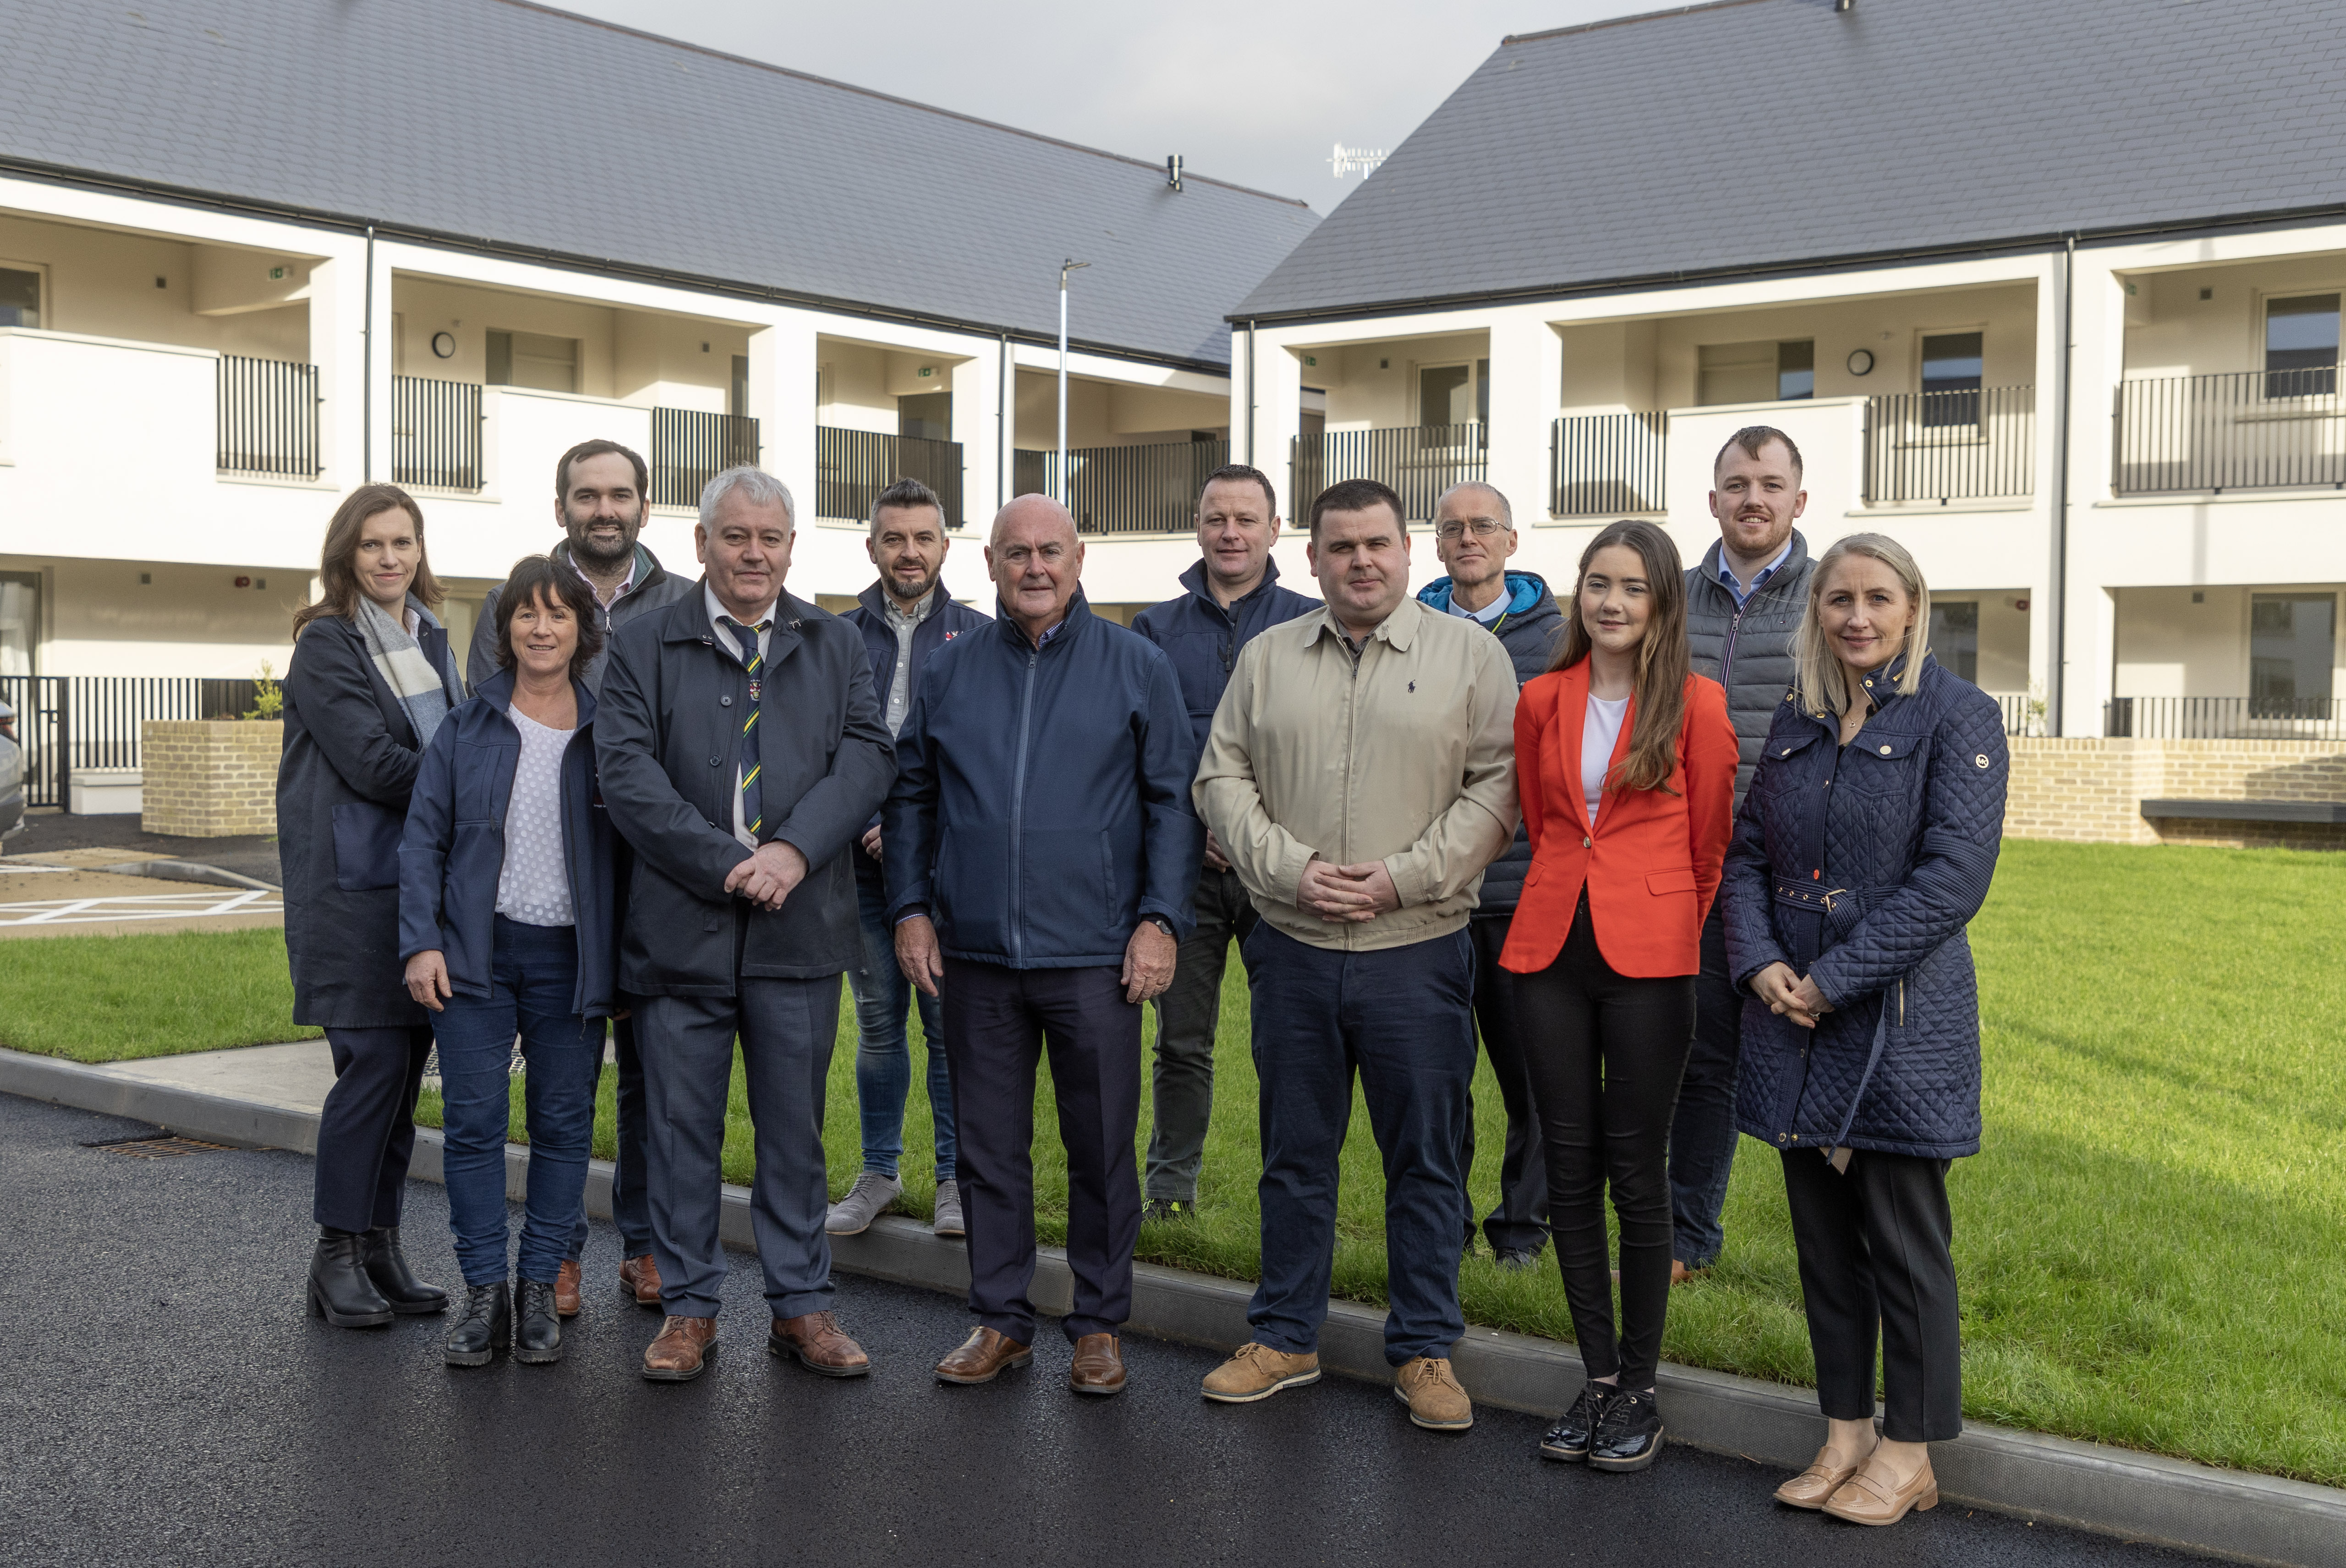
left=558, top=0, right=1644, bottom=210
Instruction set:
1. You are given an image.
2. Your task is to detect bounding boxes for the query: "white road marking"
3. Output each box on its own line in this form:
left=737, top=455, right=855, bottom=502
left=0, top=889, right=286, bottom=926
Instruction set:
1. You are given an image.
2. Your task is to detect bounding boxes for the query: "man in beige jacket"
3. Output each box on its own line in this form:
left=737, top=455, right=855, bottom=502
left=1192, top=477, right=1519, bottom=1432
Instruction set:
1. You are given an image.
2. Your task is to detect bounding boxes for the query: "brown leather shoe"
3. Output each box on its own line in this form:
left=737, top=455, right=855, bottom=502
left=553, top=1258, right=582, bottom=1319
left=934, top=1326, right=1032, bottom=1385
left=1821, top=1453, right=1939, bottom=1526
left=768, top=1310, right=872, bottom=1377
left=1774, top=1438, right=1873, bottom=1509
left=641, top=1314, right=718, bottom=1382
left=1068, top=1333, right=1127, bottom=1396
left=619, top=1252, right=663, bottom=1309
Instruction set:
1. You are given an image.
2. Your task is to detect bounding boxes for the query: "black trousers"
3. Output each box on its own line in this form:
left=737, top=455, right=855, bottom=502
left=312, top=1024, right=435, bottom=1232
left=1779, top=1147, right=1963, bottom=1443
left=943, top=958, right=1142, bottom=1345
left=1515, top=900, right=1695, bottom=1388
left=1460, top=914, right=1550, bottom=1254
left=1667, top=904, right=1744, bottom=1269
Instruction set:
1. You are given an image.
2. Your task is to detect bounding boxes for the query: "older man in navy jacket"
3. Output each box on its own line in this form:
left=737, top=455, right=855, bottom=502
left=885, top=493, right=1202, bottom=1397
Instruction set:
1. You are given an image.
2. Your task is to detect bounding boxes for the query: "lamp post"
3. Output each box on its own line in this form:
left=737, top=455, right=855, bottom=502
left=1058, top=258, right=1089, bottom=507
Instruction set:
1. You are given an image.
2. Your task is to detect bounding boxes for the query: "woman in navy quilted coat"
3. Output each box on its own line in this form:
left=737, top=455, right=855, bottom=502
left=1721, top=533, right=2006, bottom=1529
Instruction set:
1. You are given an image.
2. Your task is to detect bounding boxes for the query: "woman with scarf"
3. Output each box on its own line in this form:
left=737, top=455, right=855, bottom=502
left=279, top=483, right=464, bottom=1329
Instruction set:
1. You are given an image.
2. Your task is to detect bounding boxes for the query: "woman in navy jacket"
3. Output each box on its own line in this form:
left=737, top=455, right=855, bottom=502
left=400, top=556, right=618, bottom=1369
left=1721, top=533, right=2007, bottom=1528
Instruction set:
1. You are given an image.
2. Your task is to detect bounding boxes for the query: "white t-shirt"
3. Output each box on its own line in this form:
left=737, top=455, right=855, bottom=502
left=1581, top=693, right=1630, bottom=828
left=495, top=706, right=577, bottom=927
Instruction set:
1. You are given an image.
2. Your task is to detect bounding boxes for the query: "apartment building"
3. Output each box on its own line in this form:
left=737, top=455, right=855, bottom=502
left=0, top=0, right=1315, bottom=707
left=1221, top=0, right=2346, bottom=740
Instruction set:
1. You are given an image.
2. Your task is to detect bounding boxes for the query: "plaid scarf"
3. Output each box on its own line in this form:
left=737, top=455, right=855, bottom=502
left=353, top=595, right=450, bottom=749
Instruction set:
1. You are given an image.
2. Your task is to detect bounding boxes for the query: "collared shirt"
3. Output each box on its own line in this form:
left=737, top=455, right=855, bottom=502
left=706, top=583, right=778, bottom=850
left=570, top=546, right=639, bottom=612
left=1717, top=536, right=1794, bottom=607
left=1445, top=591, right=1508, bottom=627
left=881, top=587, right=937, bottom=737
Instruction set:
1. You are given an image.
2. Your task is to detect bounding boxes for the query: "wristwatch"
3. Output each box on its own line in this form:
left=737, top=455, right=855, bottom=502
left=1144, top=915, right=1176, bottom=938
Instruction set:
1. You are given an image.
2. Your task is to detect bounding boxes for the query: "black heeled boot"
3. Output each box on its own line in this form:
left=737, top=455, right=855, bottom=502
left=444, top=1281, right=511, bottom=1367
left=362, top=1226, right=448, bottom=1314
left=513, top=1279, right=564, bottom=1365
left=308, top=1228, right=394, bottom=1328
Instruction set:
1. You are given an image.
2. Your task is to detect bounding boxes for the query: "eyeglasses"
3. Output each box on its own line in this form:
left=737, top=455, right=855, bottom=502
left=1434, top=519, right=1509, bottom=539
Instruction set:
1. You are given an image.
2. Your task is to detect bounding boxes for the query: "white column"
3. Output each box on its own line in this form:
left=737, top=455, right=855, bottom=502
left=1250, top=334, right=1304, bottom=520
left=2026, top=257, right=2064, bottom=721
left=304, top=235, right=380, bottom=488
left=2058, top=259, right=2130, bottom=736
left=1485, top=313, right=1557, bottom=524
left=749, top=317, right=817, bottom=496
left=952, top=338, right=1007, bottom=528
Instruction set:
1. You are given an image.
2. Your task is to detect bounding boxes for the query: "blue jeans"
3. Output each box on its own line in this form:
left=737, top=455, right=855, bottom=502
left=850, top=853, right=955, bottom=1180
left=1244, top=922, right=1477, bottom=1366
left=434, top=915, right=603, bottom=1287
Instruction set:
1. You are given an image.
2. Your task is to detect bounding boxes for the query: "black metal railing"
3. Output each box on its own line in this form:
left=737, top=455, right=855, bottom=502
left=0, top=676, right=262, bottom=810
left=1862, top=385, right=2034, bottom=503
left=2114, top=368, right=2346, bottom=494
left=2103, top=695, right=2346, bottom=740
left=650, top=409, right=761, bottom=509
left=1010, top=439, right=1231, bottom=534
left=812, top=428, right=965, bottom=525
left=1292, top=423, right=1487, bottom=523
left=390, top=376, right=482, bottom=490
left=216, top=355, right=321, bottom=477
left=1551, top=412, right=1666, bottom=516
left=1998, top=693, right=2044, bottom=737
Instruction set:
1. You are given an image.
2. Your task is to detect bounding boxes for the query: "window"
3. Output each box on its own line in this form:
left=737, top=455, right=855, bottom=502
left=898, top=392, right=951, bottom=443
left=1776, top=340, right=1814, bottom=401
left=1929, top=600, right=1979, bottom=684
left=485, top=329, right=579, bottom=393
left=1696, top=340, right=1809, bottom=405
left=0, top=572, right=39, bottom=677
left=0, top=267, right=39, bottom=329
left=1920, top=332, right=1983, bottom=427
left=2249, top=593, right=2336, bottom=717
left=2264, top=294, right=2339, bottom=398
left=1419, top=363, right=1474, bottom=429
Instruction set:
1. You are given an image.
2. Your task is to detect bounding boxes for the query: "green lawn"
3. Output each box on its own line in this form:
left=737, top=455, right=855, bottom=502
left=20, top=844, right=2346, bottom=1482
left=0, top=927, right=320, bottom=1060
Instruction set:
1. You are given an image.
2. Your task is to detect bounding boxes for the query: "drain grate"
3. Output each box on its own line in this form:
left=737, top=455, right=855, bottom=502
left=81, top=1133, right=231, bottom=1159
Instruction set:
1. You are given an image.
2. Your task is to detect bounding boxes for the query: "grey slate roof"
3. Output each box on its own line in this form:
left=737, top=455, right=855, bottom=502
left=0, top=0, right=1316, bottom=367
left=1235, top=0, right=2346, bottom=320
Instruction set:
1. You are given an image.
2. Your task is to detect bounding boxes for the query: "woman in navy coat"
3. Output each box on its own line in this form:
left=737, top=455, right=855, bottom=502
left=1721, top=532, right=2007, bottom=1527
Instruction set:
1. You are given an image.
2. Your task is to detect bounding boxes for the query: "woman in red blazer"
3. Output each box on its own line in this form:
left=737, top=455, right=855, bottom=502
left=1500, top=518, right=1738, bottom=1473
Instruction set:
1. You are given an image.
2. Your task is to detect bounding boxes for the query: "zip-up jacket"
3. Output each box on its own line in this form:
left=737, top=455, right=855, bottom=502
left=397, top=668, right=619, bottom=1017
left=839, top=580, right=992, bottom=842
left=883, top=590, right=1203, bottom=969
left=468, top=541, right=695, bottom=696
left=1132, top=558, right=1320, bottom=764
left=1684, top=531, right=1816, bottom=805
left=1414, top=570, right=1566, bottom=914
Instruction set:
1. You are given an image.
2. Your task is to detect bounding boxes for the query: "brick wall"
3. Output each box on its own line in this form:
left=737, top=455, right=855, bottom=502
left=2005, top=737, right=2346, bottom=849
left=141, top=721, right=282, bottom=838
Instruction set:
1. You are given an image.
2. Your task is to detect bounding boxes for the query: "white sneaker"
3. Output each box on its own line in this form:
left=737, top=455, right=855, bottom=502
left=825, top=1170, right=902, bottom=1235
left=932, top=1179, right=965, bottom=1238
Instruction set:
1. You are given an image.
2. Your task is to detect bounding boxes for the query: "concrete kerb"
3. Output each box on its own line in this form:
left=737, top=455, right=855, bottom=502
left=97, top=859, right=279, bottom=892
left=3, top=1044, right=2340, bottom=1568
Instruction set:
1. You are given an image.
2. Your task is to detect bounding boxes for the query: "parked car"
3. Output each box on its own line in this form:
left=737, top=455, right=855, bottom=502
left=0, top=693, right=23, bottom=840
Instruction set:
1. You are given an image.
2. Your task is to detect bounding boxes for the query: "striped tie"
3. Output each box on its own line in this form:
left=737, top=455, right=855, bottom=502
left=721, top=616, right=769, bottom=836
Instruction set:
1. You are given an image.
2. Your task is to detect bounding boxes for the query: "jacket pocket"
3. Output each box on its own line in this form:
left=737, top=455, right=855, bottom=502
left=332, top=801, right=404, bottom=891
left=1645, top=866, right=1697, bottom=896
left=1846, top=731, right=1926, bottom=795
left=934, top=822, right=1010, bottom=955
left=1020, top=827, right=1124, bottom=955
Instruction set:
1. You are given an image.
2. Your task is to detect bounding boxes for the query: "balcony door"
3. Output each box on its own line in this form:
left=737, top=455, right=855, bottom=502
left=0, top=265, right=42, bottom=328
left=2249, top=592, right=2336, bottom=719
left=486, top=329, right=579, bottom=393
left=2264, top=294, right=2339, bottom=398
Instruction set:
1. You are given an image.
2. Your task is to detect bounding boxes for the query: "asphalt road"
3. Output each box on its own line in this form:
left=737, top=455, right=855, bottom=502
left=0, top=1093, right=2212, bottom=1568
left=4, top=809, right=281, bottom=886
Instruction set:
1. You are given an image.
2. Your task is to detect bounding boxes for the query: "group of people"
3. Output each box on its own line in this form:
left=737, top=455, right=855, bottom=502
left=276, top=424, right=2005, bottom=1529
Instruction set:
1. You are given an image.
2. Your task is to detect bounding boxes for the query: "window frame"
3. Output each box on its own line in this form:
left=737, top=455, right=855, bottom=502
left=0, top=258, right=51, bottom=332
left=2258, top=291, right=2341, bottom=400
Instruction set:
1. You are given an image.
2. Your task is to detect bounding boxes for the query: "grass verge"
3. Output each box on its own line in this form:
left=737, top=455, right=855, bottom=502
left=0, top=927, right=319, bottom=1061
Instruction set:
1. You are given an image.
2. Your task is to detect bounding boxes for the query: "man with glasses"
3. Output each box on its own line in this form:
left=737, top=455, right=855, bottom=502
left=1415, top=483, right=1563, bottom=1269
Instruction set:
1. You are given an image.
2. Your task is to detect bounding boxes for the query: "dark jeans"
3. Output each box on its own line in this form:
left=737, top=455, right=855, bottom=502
left=638, top=966, right=842, bottom=1319
left=313, top=1023, right=434, bottom=1233
left=1515, top=898, right=1696, bottom=1389
left=434, top=915, right=603, bottom=1287
left=1461, top=913, right=1550, bottom=1254
left=1245, top=923, right=1476, bottom=1367
left=943, top=958, right=1142, bottom=1344
left=851, top=852, right=954, bottom=1180
left=1780, top=1147, right=1963, bottom=1443
left=567, top=1011, right=651, bottom=1262
left=1669, top=903, right=1743, bottom=1269
left=1145, top=865, right=1257, bottom=1203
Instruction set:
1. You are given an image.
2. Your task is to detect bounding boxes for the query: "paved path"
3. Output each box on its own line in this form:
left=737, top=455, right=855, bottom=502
left=0, top=1093, right=2209, bottom=1568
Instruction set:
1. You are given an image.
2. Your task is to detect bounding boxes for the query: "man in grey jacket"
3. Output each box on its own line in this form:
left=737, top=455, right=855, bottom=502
left=1671, top=426, right=1817, bottom=1279
left=466, top=439, right=695, bottom=1321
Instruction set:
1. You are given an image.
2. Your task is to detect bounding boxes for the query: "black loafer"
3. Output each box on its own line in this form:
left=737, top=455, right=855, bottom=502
left=1539, top=1381, right=1616, bottom=1462
left=1589, top=1385, right=1666, bottom=1472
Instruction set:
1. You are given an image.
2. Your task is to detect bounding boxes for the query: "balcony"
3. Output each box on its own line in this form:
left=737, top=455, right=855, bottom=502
left=1011, top=439, right=1229, bottom=535
left=1551, top=412, right=1667, bottom=516
left=814, top=427, right=964, bottom=526
left=651, top=408, right=760, bottom=509
left=391, top=375, right=482, bottom=491
left=2114, top=368, right=2346, bottom=495
left=215, top=354, right=321, bottom=478
left=1291, top=424, right=1486, bottom=524
left=1862, top=385, right=2034, bottom=505
left=2104, top=695, right=2346, bottom=740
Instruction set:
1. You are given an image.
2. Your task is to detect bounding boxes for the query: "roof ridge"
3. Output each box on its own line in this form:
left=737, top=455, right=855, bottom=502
left=494, top=0, right=1312, bottom=209
left=1503, top=0, right=1778, bottom=48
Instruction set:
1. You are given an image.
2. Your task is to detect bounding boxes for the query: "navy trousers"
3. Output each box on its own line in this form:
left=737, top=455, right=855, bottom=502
left=942, top=958, right=1142, bottom=1345
left=1669, top=904, right=1743, bottom=1269
left=1244, top=923, right=1477, bottom=1367
left=1460, top=913, right=1551, bottom=1255
left=313, top=1023, right=435, bottom=1232
left=568, top=1011, right=651, bottom=1262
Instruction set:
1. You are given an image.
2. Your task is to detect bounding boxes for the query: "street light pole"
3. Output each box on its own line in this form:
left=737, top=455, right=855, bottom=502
left=1058, top=259, right=1088, bottom=507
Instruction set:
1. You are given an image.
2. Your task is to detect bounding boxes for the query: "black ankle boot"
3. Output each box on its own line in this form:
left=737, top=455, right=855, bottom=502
left=308, top=1228, right=394, bottom=1328
left=362, top=1227, right=448, bottom=1314
left=513, top=1279, right=564, bottom=1365
left=444, top=1282, right=511, bottom=1367
left=1589, top=1385, right=1666, bottom=1472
